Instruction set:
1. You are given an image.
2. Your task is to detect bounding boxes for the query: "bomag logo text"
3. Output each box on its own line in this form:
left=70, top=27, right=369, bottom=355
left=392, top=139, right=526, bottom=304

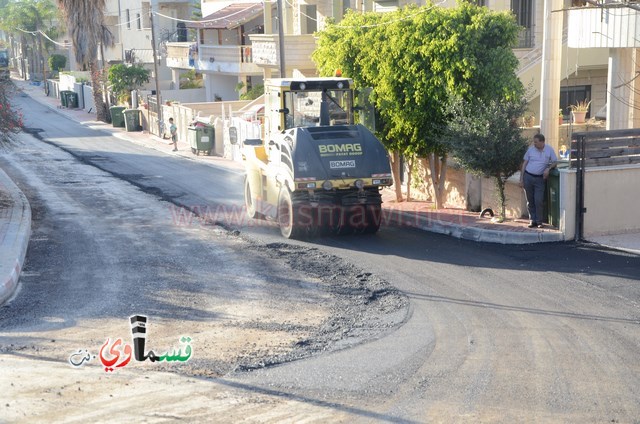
left=319, top=143, right=363, bottom=157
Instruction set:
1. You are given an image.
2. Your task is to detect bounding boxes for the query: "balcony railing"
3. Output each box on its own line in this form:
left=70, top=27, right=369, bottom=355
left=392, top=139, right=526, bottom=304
left=166, top=42, right=196, bottom=69
left=167, top=42, right=262, bottom=74
left=196, top=45, right=261, bottom=74
left=568, top=6, right=640, bottom=48
left=248, top=34, right=316, bottom=71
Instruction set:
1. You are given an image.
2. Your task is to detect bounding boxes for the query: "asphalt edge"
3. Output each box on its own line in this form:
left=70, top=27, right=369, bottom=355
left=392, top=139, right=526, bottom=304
left=0, top=166, right=31, bottom=306
left=390, top=210, right=565, bottom=244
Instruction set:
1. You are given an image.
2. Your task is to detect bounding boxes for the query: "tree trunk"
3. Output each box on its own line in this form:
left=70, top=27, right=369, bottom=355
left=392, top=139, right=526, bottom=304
left=37, top=32, right=49, bottom=96
left=406, top=155, right=414, bottom=201
left=427, top=153, right=447, bottom=209
left=20, top=36, right=28, bottom=80
left=418, top=158, right=433, bottom=202
left=494, top=175, right=507, bottom=222
left=89, top=60, right=108, bottom=122
left=390, top=150, right=404, bottom=202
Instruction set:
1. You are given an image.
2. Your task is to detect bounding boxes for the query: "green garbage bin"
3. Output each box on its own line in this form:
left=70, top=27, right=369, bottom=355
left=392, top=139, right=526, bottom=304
left=123, top=109, right=141, bottom=132
left=188, top=125, right=215, bottom=155
left=544, top=163, right=567, bottom=227
left=60, top=90, right=70, bottom=108
left=65, top=91, right=78, bottom=109
left=110, top=106, right=126, bottom=128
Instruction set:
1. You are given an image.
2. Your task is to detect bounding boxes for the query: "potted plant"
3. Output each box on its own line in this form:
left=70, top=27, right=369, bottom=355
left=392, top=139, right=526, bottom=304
left=558, top=108, right=564, bottom=125
left=570, top=99, right=591, bottom=124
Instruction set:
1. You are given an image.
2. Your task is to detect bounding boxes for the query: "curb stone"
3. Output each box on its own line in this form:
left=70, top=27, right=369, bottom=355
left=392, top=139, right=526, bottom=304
left=390, top=209, right=565, bottom=244
left=0, top=167, right=31, bottom=306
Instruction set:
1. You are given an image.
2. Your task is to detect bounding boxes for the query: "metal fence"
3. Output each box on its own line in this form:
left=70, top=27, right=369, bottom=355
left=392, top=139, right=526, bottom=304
left=571, top=128, right=640, bottom=240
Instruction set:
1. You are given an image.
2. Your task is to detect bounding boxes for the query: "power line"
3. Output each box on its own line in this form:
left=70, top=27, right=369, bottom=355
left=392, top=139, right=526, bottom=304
left=38, top=30, right=71, bottom=47
left=116, top=15, right=145, bottom=28
left=284, top=0, right=318, bottom=22
left=15, top=27, right=37, bottom=35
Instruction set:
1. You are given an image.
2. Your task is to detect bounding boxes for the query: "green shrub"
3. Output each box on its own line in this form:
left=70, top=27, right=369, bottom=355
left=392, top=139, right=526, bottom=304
left=179, top=70, right=203, bottom=89
left=240, top=84, right=264, bottom=101
left=48, top=54, right=66, bottom=72
left=107, top=64, right=150, bottom=104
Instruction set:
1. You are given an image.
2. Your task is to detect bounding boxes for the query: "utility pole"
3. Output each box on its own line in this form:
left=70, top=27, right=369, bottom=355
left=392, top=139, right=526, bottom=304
left=150, top=7, right=163, bottom=137
left=276, top=0, right=286, bottom=78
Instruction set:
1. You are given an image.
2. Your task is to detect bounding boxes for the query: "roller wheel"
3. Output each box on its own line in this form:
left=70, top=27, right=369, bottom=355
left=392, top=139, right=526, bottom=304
left=244, top=176, right=264, bottom=220
left=363, top=204, right=382, bottom=234
left=278, top=188, right=303, bottom=239
left=332, top=206, right=355, bottom=235
left=315, top=206, right=334, bottom=236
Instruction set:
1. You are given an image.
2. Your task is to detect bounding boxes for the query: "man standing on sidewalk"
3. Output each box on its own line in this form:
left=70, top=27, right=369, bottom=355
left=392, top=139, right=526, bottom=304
left=519, top=133, right=557, bottom=228
left=169, top=118, right=178, bottom=151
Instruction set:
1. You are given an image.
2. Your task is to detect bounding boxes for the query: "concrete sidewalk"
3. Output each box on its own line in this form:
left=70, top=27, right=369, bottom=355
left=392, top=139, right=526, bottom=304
left=1, top=75, right=638, bottom=305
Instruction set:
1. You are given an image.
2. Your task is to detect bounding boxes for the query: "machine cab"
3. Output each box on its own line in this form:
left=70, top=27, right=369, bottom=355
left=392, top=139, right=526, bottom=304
left=264, top=78, right=355, bottom=140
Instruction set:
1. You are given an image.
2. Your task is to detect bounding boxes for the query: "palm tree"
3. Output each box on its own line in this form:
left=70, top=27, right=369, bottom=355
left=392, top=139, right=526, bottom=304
left=56, top=0, right=113, bottom=122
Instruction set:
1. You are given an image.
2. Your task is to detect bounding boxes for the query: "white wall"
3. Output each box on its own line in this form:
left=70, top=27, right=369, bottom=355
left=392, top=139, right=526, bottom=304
left=582, top=166, right=640, bottom=237
left=559, top=168, right=576, bottom=240
left=83, top=85, right=95, bottom=113
left=140, top=88, right=207, bottom=104
left=559, top=165, right=640, bottom=240
left=118, top=0, right=152, bottom=52
left=204, top=73, right=239, bottom=101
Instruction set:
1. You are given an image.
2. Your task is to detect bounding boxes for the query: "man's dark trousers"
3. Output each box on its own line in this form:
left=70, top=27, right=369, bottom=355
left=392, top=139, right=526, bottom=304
left=524, top=171, right=545, bottom=224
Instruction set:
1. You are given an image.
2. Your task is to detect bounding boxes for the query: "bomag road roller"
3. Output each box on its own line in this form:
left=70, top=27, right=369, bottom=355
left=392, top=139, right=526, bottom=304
left=242, top=77, right=392, bottom=239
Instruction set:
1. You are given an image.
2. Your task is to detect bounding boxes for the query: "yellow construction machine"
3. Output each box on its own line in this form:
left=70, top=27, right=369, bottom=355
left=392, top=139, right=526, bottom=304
left=242, top=77, right=392, bottom=238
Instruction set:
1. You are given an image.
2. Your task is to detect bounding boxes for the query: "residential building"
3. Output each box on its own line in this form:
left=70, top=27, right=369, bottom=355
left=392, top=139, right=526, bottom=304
left=167, top=0, right=637, bottom=138
left=166, top=0, right=320, bottom=102
left=102, top=0, right=198, bottom=92
left=566, top=1, right=640, bottom=130
left=184, top=2, right=265, bottom=101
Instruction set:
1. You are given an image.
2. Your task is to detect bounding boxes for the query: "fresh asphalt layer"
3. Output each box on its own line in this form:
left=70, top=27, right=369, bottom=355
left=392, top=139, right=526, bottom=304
left=1, top=77, right=638, bottom=305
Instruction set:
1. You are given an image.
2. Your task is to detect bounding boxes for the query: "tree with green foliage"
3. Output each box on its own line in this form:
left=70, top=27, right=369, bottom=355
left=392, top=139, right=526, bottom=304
left=442, top=95, right=528, bottom=221
left=0, top=0, right=62, bottom=82
left=107, top=64, right=150, bottom=105
left=48, top=53, right=66, bottom=73
left=313, top=2, right=523, bottom=208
